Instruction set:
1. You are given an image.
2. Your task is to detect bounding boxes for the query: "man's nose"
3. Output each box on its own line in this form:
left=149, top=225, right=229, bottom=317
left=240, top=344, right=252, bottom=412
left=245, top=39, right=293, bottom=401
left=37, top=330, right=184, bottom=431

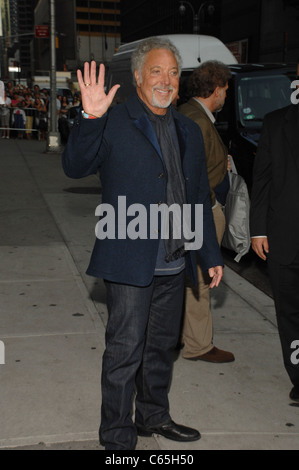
left=160, top=72, right=170, bottom=85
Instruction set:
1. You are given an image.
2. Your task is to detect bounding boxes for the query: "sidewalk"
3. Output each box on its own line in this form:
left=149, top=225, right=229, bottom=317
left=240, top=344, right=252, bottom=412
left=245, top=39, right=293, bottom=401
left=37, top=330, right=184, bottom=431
left=0, top=139, right=298, bottom=450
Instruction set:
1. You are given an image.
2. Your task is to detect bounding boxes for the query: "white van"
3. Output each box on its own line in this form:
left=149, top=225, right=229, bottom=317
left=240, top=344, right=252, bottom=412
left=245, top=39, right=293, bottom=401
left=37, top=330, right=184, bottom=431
left=107, top=34, right=238, bottom=104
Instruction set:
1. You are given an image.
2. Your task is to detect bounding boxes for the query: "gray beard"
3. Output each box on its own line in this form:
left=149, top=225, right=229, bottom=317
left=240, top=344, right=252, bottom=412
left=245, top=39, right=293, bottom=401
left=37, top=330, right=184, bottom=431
left=152, top=89, right=174, bottom=109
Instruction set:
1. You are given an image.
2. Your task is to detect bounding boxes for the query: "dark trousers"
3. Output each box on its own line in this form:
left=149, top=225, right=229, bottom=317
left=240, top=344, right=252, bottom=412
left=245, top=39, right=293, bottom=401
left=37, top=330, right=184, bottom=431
left=100, top=271, right=185, bottom=450
left=268, top=251, right=299, bottom=390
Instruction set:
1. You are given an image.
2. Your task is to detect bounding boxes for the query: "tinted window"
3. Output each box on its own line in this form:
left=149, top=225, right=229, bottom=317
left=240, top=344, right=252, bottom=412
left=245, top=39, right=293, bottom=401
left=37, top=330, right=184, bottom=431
left=237, top=75, right=292, bottom=127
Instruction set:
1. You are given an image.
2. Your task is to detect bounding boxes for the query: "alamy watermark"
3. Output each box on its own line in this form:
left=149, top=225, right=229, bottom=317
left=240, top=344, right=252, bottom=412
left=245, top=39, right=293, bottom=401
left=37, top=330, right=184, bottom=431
left=95, top=196, right=203, bottom=251
left=291, top=80, right=299, bottom=105
left=0, top=340, right=5, bottom=365
left=290, top=340, right=299, bottom=365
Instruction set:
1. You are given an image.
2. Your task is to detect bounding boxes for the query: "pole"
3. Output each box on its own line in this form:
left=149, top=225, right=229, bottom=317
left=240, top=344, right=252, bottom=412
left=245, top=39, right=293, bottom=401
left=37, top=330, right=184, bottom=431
left=179, top=1, right=214, bottom=35
left=47, top=0, right=61, bottom=152
left=193, top=14, right=199, bottom=34
left=88, top=0, right=91, bottom=59
left=195, top=2, right=207, bottom=35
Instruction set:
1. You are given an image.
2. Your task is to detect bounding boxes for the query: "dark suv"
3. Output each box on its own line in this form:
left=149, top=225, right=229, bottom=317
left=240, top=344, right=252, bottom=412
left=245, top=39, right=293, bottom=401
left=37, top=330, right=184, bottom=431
left=211, top=64, right=296, bottom=192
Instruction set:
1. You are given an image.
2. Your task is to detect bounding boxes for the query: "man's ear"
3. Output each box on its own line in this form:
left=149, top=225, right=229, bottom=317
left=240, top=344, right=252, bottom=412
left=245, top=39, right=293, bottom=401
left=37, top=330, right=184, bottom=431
left=214, top=86, right=221, bottom=97
left=134, top=70, right=141, bottom=87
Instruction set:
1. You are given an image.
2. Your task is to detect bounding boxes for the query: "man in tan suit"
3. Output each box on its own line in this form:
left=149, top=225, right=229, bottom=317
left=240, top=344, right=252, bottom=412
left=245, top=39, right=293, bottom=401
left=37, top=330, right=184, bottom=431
left=179, top=61, right=235, bottom=363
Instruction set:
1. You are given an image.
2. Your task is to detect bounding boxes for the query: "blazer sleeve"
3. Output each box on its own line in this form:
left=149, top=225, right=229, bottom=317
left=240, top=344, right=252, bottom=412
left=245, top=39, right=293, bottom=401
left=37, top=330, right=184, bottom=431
left=250, top=115, right=272, bottom=237
left=62, top=111, right=109, bottom=179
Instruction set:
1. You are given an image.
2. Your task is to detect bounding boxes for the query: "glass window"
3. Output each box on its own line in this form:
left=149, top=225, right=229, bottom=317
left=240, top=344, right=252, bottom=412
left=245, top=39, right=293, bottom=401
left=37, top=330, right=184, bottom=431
left=237, top=75, right=292, bottom=127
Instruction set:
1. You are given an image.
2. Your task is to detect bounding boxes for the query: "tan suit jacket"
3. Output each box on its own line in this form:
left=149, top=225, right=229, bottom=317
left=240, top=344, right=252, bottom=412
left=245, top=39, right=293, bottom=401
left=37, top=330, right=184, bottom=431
left=179, top=98, right=228, bottom=206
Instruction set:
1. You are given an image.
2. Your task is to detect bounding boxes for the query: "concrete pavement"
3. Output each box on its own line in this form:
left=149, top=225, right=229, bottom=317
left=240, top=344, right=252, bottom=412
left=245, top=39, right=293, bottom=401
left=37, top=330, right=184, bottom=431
left=0, top=138, right=299, bottom=451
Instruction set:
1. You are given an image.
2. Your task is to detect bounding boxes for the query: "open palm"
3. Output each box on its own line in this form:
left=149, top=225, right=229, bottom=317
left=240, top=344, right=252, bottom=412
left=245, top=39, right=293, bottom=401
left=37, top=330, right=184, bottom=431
left=77, top=61, right=120, bottom=118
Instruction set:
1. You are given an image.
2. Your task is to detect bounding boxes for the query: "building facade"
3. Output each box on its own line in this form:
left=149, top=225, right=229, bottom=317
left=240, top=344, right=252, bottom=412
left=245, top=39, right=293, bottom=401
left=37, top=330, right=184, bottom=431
left=18, top=0, right=37, bottom=79
left=1, top=0, right=298, bottom=83
left=0, top=0, right=10, bottom=78
left=120, top=0, right=299, bottom=65
left=76, top=0, right=121, bottom=64
left=34, top=0, right=121, bottom=78
left=1, top=0, right=38, bottom=81
left=1, top=0, right=121, bottom=81
left=221, top=0, right=299, bottom=64
left=121, top=0, right=221, bottom=43
left=0, top=0, right=19, bottom=80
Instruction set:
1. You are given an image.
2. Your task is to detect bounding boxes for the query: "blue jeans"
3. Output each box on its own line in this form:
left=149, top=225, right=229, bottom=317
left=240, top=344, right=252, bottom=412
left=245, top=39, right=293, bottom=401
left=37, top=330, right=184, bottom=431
left=100, top=271, right=185, bottom=450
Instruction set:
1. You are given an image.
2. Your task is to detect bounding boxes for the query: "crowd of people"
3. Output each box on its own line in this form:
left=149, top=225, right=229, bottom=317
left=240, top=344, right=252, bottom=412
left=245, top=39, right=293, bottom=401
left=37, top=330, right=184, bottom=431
left=0, top=81, right=81, bottom=141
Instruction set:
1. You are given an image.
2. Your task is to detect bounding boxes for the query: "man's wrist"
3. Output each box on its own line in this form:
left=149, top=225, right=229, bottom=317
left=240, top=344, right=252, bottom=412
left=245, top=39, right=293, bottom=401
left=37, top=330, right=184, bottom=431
left=82, top=110, right=101, bottom=119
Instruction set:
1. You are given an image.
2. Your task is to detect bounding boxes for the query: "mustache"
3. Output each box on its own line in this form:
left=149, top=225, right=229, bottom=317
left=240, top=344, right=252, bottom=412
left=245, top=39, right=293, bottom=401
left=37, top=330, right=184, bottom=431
left=152, top=86, right=174, bottom=92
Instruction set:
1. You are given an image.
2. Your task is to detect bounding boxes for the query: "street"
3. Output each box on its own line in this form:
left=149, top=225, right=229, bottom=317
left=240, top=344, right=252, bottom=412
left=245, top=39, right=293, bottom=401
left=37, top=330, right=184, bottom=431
left=223, top=249, right=272, bottom=299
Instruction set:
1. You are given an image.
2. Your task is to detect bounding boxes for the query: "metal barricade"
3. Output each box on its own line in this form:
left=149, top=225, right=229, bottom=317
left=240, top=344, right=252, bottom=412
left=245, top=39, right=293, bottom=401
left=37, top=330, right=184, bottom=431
left=0, top=107, right=49, bottom=141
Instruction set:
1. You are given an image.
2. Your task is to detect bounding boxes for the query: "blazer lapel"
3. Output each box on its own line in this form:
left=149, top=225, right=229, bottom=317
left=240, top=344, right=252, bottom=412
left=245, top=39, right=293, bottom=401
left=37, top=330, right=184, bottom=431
left=182, top=98, right=228, bottom=162
left=192, top=99, right=228, bottom=152
left=135, top=111, right=190, bottom=164
left=125, top=93, right=189, bottom=162
left=190, top=98, right=212, bottom=122
left=125, top=93, right=162, bottom=159
left=134, top=114, right=162, bottom=159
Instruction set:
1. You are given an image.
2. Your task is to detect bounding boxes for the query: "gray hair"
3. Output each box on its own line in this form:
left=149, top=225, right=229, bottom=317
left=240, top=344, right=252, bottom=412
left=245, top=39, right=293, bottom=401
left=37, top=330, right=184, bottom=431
left=131, top=37, right=182, bottom=86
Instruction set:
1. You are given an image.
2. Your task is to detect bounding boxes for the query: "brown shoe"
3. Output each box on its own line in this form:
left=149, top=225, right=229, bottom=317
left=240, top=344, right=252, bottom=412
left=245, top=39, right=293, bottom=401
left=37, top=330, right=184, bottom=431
left=187, top=346, right=235, bottom=363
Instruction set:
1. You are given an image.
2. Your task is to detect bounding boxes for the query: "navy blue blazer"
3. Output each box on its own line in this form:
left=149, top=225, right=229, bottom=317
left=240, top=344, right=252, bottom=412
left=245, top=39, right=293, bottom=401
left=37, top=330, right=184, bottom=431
left=62, top=92, right=223, bottom=286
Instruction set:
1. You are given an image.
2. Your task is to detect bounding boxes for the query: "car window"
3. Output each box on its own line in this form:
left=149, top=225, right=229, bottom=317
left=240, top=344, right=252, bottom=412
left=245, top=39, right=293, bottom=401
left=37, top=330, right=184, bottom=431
left=237, top=75, right=292, bottom=127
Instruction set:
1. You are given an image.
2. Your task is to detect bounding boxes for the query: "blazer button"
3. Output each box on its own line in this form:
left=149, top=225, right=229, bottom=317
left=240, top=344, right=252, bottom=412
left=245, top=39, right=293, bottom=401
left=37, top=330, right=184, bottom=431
left=158, top=201, right=163, bottom=206
left=158, top=172, right=164, bottom=179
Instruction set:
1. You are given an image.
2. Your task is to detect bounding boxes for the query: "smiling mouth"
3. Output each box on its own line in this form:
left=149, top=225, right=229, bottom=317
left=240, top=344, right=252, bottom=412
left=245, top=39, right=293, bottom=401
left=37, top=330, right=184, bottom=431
left=151, top=87, right=175, bottom=109
left=154, top=88, right=173, bottom=97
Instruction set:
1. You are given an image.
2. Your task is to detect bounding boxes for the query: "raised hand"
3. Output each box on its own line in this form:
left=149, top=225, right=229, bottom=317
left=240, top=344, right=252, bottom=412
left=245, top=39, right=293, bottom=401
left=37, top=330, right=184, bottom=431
left=77, top=61, right=120, bottom=118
